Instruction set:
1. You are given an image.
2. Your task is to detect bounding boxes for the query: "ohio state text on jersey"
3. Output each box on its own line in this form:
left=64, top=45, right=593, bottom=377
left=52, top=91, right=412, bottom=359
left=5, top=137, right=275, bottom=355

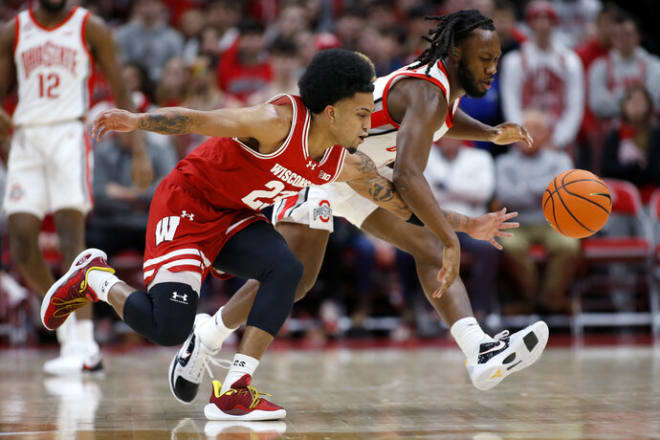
left=13, top=7, right=92, bottom=126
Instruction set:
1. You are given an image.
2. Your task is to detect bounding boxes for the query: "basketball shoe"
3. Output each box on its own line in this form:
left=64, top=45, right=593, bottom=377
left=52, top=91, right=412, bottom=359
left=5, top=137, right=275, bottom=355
left=467, top=320, right=549, bottom=391
left=204, top=377, right=286, bottom=421
left=41, top=249, right=115, bottom=331
left=169, top=314, right=231, bottom=404
left=43, top=343, right=104, bottom=375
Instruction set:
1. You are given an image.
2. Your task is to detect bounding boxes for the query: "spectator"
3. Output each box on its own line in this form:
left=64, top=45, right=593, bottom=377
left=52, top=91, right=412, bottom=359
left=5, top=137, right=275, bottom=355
left=367, top=0, right=399, bottom=28
left=86, top=133, right=177, bottom=258
left=334, top=8, right=366, bottom=51
left=495, top=110, right=579, bottom=315
left=181, top=56, right=242, bottom=158
left=575, top=3, right=620, bottom=170
left=404, top=6, right=431, bottom=63
left=547, top=0, right=601, bottom=48
left=266, top=1, right=310, bottom=45
left=601, top=85, right=660, bottom=203
left=247, top=37, right=302, bottom=105
left=123, top=63, right=153, bottom=113
left=492, top=0, right=526, bottom=56
left=114, top=0, right=184, bottom=82
left=180, top=8, right=206, bottom=65
left=501, top=0, right=584, bottom=150
left=206, top=0, right=241, bottom=53
left=424, top=139, right=499, bottom=321
left=575, top=3, right=619, bottom=70
left=216, top=19, right=273, bottom=103
left=588, top=12, right=660, bottom=120
left=155, top=58, right=188, bottom=108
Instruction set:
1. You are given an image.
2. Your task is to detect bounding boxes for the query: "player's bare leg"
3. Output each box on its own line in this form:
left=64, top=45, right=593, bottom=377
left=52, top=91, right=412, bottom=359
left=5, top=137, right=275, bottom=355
left=362, top=207, right=548, bottom=390
left=360, top=208, right=473, bottom=326
left=8, top=213, right=55, bottom=295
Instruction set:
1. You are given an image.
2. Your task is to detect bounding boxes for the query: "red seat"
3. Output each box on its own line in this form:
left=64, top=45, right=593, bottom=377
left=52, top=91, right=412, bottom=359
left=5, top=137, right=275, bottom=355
left=572, top=179, right=656, bottom=337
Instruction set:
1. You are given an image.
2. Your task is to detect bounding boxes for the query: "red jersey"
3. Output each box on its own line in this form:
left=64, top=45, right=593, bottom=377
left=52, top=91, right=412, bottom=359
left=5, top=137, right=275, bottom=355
left=142, top=94, right=346, bottom=286
left=172, top=94, right=347, bottom=212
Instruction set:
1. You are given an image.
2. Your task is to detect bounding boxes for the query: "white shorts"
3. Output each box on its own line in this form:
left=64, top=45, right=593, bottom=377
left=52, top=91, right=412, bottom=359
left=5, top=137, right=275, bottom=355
left=272, top=166, right=393, bottom=231
left=3, top=121, right=93, bottom=219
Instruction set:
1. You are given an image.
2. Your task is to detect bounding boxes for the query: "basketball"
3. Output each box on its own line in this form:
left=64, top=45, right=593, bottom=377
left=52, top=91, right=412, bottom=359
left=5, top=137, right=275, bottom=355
left=542, top=169, right=612, bottom=238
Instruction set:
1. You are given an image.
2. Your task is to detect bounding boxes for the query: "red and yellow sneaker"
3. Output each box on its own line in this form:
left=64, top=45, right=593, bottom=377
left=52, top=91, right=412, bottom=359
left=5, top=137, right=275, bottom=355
left=204, top=375, right=286, bottom=421
left=40, top=249, right=115, bottom=331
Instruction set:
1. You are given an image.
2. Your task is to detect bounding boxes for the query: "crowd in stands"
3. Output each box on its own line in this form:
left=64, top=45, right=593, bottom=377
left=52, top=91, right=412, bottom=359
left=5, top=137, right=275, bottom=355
left=1, top=0, right=659, bottom=344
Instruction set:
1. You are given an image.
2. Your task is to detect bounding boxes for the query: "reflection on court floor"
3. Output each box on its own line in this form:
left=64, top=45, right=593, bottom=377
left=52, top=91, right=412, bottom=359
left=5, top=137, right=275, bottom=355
left=1, top=345, right=659, bottom=439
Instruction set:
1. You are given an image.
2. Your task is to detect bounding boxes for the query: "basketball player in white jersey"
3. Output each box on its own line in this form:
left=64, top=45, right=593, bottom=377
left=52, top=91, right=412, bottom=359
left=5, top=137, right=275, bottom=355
left=0, top=0, right=153, bottom=374
left=167, top=10, right=549, bottom=409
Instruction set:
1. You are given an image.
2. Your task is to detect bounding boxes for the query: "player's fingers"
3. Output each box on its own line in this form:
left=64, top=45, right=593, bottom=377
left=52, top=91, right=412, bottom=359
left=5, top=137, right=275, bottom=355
left=489, top=238, right=503, bottom=250
left=499, top=221, right=519, bottom=229
left=503, top=211, right=518, bottom=220
left=495, top=231, right=514, bottom=238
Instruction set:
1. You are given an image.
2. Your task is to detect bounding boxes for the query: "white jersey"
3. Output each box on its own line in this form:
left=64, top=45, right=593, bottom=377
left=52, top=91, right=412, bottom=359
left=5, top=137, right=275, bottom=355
left=360, top=59, right=461, bottom=167
left=13, top=7, right=92, bottom=126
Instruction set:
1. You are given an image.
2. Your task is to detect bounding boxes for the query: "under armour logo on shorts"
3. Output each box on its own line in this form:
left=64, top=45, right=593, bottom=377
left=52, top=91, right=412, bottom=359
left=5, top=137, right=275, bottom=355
left=170, top=292, right=188, bottom=304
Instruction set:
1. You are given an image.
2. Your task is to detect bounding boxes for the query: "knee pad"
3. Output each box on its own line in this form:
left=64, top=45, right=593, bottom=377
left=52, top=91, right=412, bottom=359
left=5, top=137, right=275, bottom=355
left=146, top=282, right=198, bottom=346
left=247, top=253, right=302, bottom=336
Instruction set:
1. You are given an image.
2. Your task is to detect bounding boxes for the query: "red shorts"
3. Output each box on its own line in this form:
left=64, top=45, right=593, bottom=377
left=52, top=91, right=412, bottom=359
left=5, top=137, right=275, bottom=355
left=143, top=174, right=267, bottom=286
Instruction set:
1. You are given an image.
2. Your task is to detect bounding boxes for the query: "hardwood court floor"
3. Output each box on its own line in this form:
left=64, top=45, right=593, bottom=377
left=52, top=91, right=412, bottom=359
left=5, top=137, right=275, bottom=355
left=1, top=344, right=660, bottom=439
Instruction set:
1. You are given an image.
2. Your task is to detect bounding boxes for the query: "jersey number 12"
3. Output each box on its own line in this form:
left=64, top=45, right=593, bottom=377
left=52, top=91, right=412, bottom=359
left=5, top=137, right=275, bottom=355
left=38, top=73, right=60, bottom=99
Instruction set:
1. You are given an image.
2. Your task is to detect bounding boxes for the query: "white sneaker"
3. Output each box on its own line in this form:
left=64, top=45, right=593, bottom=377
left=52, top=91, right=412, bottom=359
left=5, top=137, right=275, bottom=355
left=43, top=344, right=104, bottom=375
left=168, top=313, right=230, bottom=404
left=467, top=321, right=549, bottom=391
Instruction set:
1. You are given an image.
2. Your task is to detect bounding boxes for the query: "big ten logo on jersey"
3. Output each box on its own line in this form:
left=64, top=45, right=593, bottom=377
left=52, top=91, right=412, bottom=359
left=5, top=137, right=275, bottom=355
left=155, top=216, right=180, bottom=245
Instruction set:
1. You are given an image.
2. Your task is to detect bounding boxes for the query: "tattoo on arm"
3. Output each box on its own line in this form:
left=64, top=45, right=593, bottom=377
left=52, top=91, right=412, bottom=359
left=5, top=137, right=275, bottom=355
left=442, top=210, right=471, bottom=231
left=346, top=152, right=410, bottom=219
left=354, top=151, right=377, bottom=174
left=367, top=178, right=394, bottom=203
left=138, top=112, right=192, bottom=135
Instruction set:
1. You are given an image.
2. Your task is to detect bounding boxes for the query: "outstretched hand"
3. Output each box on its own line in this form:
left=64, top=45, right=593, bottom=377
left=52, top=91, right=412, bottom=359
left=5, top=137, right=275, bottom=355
left=92, top=108, right=140, bottom=141
left=491, top=122, right=533, bottom=148
left=433, top=242, right=460, bottom=298
left=467, top=208, right=519, bottom=250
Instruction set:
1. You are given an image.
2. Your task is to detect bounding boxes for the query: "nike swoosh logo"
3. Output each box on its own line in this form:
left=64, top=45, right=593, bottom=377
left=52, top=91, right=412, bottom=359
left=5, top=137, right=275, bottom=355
left=480, top=340, right=506, bottom=356
left=507, top=360, right=523, bottom=371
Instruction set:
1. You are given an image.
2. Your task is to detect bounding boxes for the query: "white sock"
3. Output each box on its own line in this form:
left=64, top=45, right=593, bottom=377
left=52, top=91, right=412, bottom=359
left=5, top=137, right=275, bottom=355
left=87, top=269, right=121, bottom=302
left=198, top=307, right=237, bottom=351
left=450, top=317, right=489, bottom=360
left=220, top=353, right=259, bottom=394
left=56, top=312, right=76, bottom=346
left=77, top=319, right=95, bottom=346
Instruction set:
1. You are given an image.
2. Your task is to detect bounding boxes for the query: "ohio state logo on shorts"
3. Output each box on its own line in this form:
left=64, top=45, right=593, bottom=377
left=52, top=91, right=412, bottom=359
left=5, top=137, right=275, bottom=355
left=313, top=200, right=332, bottom=223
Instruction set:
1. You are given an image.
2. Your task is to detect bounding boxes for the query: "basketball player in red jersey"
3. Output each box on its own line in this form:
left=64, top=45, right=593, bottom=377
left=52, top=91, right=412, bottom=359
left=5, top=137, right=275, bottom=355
left=41, top=49, right=420, bottom=420
left=172, top=10, right=549, bottom=402
left=0, top=0, right=152, bottom=375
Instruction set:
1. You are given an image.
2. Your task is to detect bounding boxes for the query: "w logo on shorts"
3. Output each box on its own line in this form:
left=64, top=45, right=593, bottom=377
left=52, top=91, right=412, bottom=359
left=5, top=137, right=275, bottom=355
left=155, top=216, right=180, bottom=245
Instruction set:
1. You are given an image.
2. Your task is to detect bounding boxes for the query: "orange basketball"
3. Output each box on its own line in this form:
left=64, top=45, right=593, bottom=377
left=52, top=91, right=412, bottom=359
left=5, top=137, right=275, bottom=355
left=542, top=169, right=612, bottom=238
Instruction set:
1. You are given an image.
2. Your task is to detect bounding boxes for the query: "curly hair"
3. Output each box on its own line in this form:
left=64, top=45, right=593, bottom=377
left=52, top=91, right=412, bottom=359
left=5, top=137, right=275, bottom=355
left=298, top=49, right=375, bottom=114
left=411, top=10, right=495, bottom=75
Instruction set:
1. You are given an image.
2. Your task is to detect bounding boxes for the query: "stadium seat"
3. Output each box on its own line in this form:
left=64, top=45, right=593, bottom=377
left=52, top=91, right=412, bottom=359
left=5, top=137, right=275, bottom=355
left=647, top=188, right=660, bottom=336
left=570, top=179, right=657, bottom=337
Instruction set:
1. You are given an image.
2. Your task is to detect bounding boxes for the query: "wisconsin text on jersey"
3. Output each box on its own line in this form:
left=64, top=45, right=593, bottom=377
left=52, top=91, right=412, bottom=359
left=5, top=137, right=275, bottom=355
left=270, top=163, right=312, bottom=188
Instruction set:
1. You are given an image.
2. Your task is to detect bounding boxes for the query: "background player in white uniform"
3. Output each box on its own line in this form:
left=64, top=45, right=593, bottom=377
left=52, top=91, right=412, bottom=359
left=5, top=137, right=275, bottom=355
left=169, top=10, right=548, bottom=403
left=0, top=0, right=153, bottom=374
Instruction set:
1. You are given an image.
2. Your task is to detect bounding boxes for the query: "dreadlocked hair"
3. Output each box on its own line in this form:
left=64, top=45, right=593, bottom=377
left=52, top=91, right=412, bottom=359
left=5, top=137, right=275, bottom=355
left=411, top=10, right=495, bottom=75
